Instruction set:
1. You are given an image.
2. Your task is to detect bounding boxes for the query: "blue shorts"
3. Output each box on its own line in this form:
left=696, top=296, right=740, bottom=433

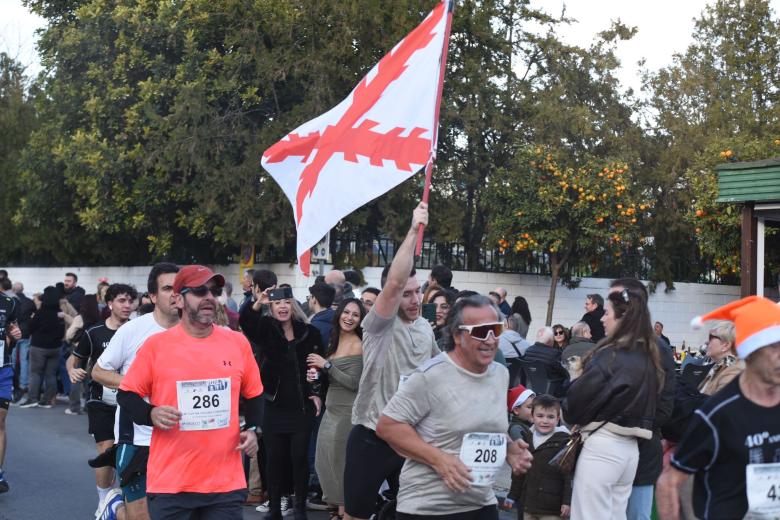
left=0, top=366, right=14, bottom=407
left=116, top=444, right=148, bottom=503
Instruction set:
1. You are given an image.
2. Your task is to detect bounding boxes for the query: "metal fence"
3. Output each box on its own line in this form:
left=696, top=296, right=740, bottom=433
left=317, top=235, right=741, bottom=285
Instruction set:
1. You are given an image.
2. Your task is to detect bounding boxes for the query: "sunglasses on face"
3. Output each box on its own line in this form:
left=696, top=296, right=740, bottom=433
left=458, top=322, right=504, bottom=341
left=708, top=334, right=723, bottom=342
left=554, top=330, right=565, bottom=336
left=181, top=285, right=222, bottom=298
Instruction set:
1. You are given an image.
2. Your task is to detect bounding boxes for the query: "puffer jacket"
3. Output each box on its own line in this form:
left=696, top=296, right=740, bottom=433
left=522, top=430, right=573, bottom=516
left=562, top=345, right=658, bottom=439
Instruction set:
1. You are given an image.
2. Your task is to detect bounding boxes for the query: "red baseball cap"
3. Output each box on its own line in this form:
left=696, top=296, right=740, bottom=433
left=173, top=265, right=225, bottom=294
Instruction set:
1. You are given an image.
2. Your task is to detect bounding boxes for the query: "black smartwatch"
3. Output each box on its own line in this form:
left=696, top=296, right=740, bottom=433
left=323, top=361, right=332, bottom=370
left=241, top=424, right=258, bottom=433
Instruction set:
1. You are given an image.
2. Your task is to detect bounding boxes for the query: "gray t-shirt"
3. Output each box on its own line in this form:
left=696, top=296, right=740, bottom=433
left=382, top=353, right=510, bottom=515
left=351, top=309, right=438, bottom=430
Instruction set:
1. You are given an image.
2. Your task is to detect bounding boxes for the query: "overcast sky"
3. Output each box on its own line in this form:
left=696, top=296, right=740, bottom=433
left=2, top=0, right=779, bottom=96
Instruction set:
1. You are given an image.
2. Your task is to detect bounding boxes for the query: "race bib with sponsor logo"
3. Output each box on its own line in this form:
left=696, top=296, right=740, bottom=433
left=176, top=378, right=231, bottom=431
left=459, top=432, right=507, bottom=487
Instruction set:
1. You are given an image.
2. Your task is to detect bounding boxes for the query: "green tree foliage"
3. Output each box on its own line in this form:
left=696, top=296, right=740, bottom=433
left=488, top=150, right=647, bottom=324
left=644, top=0, right=780, bottom=282
left=0, top=53, right=38, bottom=262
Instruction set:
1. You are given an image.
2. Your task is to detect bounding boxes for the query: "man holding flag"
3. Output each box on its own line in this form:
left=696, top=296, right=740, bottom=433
left=261, top=2, right=454, bottom=514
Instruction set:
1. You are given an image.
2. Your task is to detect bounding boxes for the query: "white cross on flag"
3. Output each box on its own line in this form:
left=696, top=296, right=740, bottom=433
left=261, top=1, right=450, bottom=275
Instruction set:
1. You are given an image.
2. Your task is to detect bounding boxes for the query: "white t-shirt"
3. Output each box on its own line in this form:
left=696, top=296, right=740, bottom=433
left=96, top=312, right=167, bottom=446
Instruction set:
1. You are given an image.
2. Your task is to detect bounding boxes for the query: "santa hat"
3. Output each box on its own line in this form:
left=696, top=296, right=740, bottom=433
left=507, top=384, right=535, bottom=412
left=690, top=296, right=780, bottom=359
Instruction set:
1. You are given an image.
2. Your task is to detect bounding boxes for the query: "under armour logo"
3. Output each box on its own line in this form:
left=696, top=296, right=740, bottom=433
left=223, top=361, right=232, bottom=367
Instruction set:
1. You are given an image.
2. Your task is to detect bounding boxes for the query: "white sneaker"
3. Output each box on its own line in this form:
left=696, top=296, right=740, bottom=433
left=97, top=488, right=124, bottom=520
left=256, top=496, right=293, bottom=515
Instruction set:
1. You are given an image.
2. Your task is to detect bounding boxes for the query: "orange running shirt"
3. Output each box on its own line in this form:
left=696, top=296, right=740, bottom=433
left=120, top=323, right=263, bottom=494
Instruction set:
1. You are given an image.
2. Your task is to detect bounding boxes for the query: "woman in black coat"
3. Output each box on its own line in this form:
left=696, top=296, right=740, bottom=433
left=23, top=286, right=65, bottom=408
left=240, top=288, right=323, bottom=520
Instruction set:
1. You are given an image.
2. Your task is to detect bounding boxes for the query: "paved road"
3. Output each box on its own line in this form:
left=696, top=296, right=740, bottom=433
left=1, top=402, right=516, bottom=519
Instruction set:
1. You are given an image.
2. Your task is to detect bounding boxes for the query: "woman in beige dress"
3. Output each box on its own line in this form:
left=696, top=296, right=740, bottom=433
left=308, top=298, right=365, bottom=520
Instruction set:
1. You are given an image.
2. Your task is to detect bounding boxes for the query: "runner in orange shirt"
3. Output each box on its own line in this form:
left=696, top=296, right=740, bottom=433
left=118, top=265, right=263, bottom=519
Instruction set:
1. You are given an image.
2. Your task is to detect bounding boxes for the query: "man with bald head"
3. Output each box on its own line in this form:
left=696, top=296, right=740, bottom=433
left=494, top=287, right=511, bottom=317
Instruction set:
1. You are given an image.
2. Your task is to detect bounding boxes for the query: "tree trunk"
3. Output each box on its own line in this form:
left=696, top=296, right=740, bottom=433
left=546, top=253, right=560, bottom=326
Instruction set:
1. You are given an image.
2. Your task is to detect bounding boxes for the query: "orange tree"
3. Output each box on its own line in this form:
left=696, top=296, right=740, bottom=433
left=486, top=147, right=649, bottom=325
left=684, top=138, right=780, bottom=279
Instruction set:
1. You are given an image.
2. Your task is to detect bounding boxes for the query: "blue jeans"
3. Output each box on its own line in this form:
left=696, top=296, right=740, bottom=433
left=627, top=485, right=654, bottom=520
left=12, top=338, right=31, bottom=389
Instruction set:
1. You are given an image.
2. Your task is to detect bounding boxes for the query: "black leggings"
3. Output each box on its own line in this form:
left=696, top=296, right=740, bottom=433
left=264, top=429, right=312, bottom=510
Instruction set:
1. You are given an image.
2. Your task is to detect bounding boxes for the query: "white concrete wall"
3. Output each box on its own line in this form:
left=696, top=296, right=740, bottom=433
left=4, top=263, right=747, bottom=351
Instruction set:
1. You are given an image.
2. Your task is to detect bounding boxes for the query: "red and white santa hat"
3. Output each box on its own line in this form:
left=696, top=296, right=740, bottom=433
left=691, top=296, right=780, bottom=359
left=507, top=384, right=535, bottom=412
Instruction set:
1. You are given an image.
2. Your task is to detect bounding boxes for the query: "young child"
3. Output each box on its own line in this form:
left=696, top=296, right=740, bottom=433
left=522, top=394, right=572, bottom=520
left=504, top=385, right=536, bottom=518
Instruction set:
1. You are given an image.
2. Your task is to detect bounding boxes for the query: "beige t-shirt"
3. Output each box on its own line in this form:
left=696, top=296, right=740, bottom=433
left=351, top=309, right=438, bottom=430
left=382, top=353, right=510, bottom=515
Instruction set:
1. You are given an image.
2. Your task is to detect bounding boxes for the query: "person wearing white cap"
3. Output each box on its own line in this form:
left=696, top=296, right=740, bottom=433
left=656, top=296, right=780, bottom=520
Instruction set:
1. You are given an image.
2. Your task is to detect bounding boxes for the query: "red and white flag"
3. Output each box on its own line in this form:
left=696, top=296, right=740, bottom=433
left=261, top=2, right=451, bottom=275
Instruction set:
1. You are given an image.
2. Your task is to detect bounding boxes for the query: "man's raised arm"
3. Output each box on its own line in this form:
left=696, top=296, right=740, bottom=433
left=373, top=202, right=428, bottom=319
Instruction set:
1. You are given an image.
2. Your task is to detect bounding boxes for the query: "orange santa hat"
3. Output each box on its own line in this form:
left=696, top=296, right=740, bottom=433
left=691, top=296, right=780, bottom=359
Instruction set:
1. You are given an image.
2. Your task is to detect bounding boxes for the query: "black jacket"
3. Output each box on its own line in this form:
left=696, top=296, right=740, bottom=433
left=581, top=308, right=605, bottom=342
left=239, top=307, right=323, bottom=410
left=634, top=339, right=677, bottom=485
left=523, top=343, right=568, bottom=380
left=30, top=289, right=65, bottom=349
left=562, top=345, right=658, bottom=439
left=14, top=292, right=35, bottom=339
left=522, top=431, right=573, bottom=515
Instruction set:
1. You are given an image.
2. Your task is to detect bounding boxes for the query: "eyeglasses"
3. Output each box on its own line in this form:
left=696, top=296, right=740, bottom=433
left=458, top=322, right=504, bottom=341
left=554, top=330, right=565, bottom=336
left=181, top=285, right=222, bottom=298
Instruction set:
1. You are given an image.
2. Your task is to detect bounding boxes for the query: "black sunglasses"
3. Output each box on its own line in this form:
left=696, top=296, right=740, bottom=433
left=181, top=285, right=222, bottom=298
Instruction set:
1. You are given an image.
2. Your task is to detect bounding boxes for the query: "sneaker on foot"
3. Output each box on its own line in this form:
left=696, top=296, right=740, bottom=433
left=0, top=473, right=9, bottom=494
left=38, top=402, right=53, bottom=409
left=64, top=408, right=82, bottom=415
left=306, top=496, right=329, bottom=511
left=18, top=399, right=39, bottom=409
left=55, top=393, right=69, bottom=403
left=97, top=488, right=123, bottom=520
left=281, top=496, right=293, bottom=517
left=256, top=500, right=272, bottom=513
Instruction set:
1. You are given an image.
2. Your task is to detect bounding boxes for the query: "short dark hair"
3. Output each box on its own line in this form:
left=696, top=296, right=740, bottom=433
left=65, top=272, right=78, bottom=282
left=105, top=283, right=138, bottom=303
left=253, top=269, right=278, bottom=291
left=147, top=262, right=179, bottom=294
left=344, top=270, right=361, bottom=287
left=455, top=290, right=478, bottom=301
left=380, top=265, right=416, bottom=289
left=0, top=270, right=7, bottom=279
left=309, top=283, right=336, bottom=308
left=430, top=265, right=453, bottom=288
left=362, top=287, right=380, bottom=297
left=531, top=394, right=561, bottom=414
left=586, top=293, right=604, bottom=308
left=0, top=278, right=11, bottom=291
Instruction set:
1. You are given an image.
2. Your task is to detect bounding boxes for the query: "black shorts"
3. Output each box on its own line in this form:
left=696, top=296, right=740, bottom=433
left=344, top=425, right=404, bottom=519
left=397, top=505, right=498, bottom=520
left=147, top=489, right=247, bottom=519
left=87, top=401, right=117, bottom=443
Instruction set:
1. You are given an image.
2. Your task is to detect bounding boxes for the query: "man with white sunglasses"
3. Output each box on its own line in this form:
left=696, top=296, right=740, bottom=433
left=377, top=295, right=533, bottom=519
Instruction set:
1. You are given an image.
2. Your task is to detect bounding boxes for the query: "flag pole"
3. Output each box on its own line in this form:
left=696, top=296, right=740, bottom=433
left=416, top=0, right=455, bottom=257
